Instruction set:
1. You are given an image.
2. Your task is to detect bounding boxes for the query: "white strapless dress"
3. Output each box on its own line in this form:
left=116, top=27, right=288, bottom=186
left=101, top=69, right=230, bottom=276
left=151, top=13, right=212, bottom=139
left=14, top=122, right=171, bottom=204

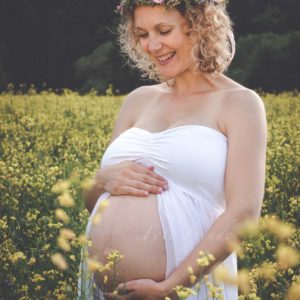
left=78, top=125, right=238, bottom=300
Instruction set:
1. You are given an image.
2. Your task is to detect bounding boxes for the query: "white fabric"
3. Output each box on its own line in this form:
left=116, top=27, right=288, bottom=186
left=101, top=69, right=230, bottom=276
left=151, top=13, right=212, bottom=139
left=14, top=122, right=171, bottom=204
left=78, top=125, right=238, bottom=299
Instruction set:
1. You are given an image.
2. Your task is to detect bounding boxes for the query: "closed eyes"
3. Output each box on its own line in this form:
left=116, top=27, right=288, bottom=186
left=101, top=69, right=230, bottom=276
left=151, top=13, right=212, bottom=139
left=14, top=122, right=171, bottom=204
left=137, top=29, right=172, bottom=39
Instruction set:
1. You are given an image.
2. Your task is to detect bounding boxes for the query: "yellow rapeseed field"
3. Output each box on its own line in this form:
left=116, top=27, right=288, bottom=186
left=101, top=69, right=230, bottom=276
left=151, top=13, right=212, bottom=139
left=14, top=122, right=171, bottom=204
left=0, top=88, right=299, bottom=299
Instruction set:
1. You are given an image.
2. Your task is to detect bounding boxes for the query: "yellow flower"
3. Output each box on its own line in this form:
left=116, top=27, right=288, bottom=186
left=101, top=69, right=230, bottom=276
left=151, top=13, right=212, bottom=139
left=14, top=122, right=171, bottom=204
left=55, top=209, right=70, bottom=223
left=173, top=286, right=197, bottom=299
left=276, top=244, right=299, bottom=269
left=197, top=256, right=210, bottom=266
left=287, top=283, right=300, bottom=300
left=57, top=236, right=71, bottom=252
left=10, top=251, right=26, bottom=263
left=58, top=192, right=75, bottom=207
left=32, top=273, right=45, bottom=283
left=51, top=180, right=70, bottom=193
left=60, top=228, right=75, bottom=240
left=78, top=235, right=88, bottom=246
left=0, top=218, right=8, bottom=230
left=276, top=222, right=295, bottom=240
left=189, top=275, right=197, bottom=284
left=51, top=253, right=68, bottom=271
left=86, top=257, right=103, bottom=273
left=98, top=199, right=109, bottom=213
left=237, top=218, right=260, bottom=238
left=104, top=275, right=108, bottom=284
left=81, top=177, right=95, bottom=192
left=257, top=262, right=276, bottom=280
left=35, top=286, right=41, bottom=291
left=212, top=264, right=237, bottom=285
left=92, top=213, right=101, bottom=225
left=187, top=266, right=194, bottom=274
left=28, top=257, right=36, bottom=265
left=105, top=249, right=124, bottom=262
left=237, top=269, right=251, bottom=294
left=70, top=255, right=76, bottom=261
left=225, top=239, right=245, bottom=259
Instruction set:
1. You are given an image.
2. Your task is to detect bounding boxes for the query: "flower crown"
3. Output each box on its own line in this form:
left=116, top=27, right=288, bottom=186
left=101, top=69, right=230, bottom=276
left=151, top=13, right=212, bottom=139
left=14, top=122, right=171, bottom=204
left=116, top=0, right=225, bottom=16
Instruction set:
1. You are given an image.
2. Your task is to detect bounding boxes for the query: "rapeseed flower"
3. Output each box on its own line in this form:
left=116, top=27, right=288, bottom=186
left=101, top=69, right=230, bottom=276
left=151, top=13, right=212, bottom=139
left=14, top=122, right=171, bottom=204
left=51, top=253, right=68, bottom=271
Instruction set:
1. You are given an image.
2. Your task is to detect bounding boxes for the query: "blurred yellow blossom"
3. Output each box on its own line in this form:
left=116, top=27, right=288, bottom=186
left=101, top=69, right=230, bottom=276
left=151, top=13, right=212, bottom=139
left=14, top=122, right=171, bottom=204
left=256, top=262, right=277, bottom=280
left=81, top=177, right=95, bottom=192
left=237, top=218, right=260, bottom=238
left=70, top=255, right=76, bottom=261
left=55, top=209, right=70, bottom=223
left=51, top=180, right=70, bottom=194
left=212, top=264, right=237, bottom=285
left=57, top=236, right=71, bottom=252
left=51, top=253, right=68, bottom=271
left=104, top=275, right=108, bottom=284
left=237, top=269, right=251, bottom=294
left=287, top=283, right=300, bottom=300
left=28, top=257, right=36, bottom=265
left=98, top=199, right=109, bottom=213
left=189, top=274, right=197, bottom=284
left=92, top=213, right=101, bottom=225
left=86, top=257, right=103, bottom=273
left=276, top=244, right=299, bottom=269
left=60, top=228, right=75, bottom=240
left=58, top=191, right=75, bottom=207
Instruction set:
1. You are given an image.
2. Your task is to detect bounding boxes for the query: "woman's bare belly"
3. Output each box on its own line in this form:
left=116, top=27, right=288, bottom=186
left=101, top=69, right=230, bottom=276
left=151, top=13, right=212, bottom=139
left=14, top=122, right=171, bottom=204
left=88, top=193, right=167, bottom=292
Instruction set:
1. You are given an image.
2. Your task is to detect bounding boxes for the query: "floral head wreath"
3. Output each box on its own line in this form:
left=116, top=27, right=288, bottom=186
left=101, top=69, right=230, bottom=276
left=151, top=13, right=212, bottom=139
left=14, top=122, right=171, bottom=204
left=116, top=0, right=227, bottom=16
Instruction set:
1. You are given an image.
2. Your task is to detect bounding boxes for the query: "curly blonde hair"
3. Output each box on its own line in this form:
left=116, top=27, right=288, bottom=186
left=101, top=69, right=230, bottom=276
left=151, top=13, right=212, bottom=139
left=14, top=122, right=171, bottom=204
left=117, top=1, right=235, bottom=82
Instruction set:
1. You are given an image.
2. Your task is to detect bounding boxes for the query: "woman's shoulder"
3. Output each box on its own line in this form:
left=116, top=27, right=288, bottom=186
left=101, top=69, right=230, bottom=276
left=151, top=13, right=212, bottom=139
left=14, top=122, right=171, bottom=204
left=217, top=75, right=265, bottom=134
left=127, top=83, right=165, bottom=96
left=124, top=83, right=166, bottom=107
left=218, top=74, right=262, bottom=103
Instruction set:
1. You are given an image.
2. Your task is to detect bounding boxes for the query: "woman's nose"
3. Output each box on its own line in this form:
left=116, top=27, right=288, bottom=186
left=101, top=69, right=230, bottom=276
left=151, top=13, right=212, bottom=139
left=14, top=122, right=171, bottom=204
left=148, top=36, right=162, bottom=52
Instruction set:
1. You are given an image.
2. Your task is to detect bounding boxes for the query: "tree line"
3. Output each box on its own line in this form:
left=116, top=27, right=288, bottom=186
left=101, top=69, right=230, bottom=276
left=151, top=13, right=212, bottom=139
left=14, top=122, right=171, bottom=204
left=0, top=0, right=299, bottom=94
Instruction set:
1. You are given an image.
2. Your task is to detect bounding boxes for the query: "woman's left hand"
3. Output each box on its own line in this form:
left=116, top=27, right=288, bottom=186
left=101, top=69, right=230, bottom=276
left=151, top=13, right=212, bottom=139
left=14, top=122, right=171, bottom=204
left=104, top=278, right=167, bottom=300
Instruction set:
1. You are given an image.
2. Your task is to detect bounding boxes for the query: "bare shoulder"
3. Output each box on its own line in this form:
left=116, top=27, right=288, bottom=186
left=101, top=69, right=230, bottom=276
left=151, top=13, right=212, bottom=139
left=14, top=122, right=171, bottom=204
left=109, top=85, right=160, bottom=143
left=128, top=83, right=162, bottom=95
left=223, top=88, right=268, bottom=144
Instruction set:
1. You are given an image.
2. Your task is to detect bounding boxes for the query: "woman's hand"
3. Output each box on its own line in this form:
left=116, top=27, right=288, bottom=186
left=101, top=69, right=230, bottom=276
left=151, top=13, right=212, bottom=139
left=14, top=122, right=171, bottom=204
left=104, top=278, right=172, bottom=300
left=96, top=160, right=168, bottom=197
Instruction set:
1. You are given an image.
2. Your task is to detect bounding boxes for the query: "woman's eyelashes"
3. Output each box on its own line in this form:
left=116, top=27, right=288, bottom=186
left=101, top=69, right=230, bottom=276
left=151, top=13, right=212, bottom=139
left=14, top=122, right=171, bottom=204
left=138, top=29, right=172, bottom=39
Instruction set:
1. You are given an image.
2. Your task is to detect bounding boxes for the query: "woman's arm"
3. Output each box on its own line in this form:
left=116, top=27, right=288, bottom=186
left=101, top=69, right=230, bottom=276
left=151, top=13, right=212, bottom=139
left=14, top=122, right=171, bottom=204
left=160, top=90, right=268, bottom=294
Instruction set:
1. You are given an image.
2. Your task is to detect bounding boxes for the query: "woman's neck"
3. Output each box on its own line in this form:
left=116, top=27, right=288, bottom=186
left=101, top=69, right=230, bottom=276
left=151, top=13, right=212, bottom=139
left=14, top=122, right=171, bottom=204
left=165, top=71, right=224, bottom=98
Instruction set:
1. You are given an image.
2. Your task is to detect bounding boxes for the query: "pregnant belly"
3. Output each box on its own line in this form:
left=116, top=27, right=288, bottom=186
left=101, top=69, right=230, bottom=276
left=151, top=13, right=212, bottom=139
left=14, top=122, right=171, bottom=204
left=88, top=193, right=167, bottom=292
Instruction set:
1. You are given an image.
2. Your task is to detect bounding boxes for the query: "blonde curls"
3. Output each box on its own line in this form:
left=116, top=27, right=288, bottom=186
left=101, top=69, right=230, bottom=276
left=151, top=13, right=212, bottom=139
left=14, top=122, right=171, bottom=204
left=117, top=2, right=235, bottom=82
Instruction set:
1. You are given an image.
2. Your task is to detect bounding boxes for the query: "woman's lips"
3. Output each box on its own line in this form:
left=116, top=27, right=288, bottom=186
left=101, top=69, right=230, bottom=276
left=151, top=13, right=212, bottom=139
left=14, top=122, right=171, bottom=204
left=156, top=51, right=176, bottom=65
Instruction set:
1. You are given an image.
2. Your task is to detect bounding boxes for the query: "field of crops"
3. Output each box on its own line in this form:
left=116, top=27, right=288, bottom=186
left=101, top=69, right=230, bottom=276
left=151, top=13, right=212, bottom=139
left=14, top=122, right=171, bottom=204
left=0, top=89, right=299, bottom=299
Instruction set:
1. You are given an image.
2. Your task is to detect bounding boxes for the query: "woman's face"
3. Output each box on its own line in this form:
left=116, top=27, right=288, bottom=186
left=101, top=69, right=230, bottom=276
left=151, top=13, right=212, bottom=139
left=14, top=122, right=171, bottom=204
left=133, top=5, right=195, bottom=80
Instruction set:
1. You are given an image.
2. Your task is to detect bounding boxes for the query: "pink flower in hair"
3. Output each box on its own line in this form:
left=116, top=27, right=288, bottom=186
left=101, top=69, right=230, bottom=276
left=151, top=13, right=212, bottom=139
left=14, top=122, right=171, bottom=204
left=153, top=0, right=164, bottom=3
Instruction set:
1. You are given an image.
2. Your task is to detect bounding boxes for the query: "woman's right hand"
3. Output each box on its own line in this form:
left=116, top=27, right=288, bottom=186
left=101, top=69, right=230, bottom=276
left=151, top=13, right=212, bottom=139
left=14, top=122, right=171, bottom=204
left=95, top=160, right=169, bottom=197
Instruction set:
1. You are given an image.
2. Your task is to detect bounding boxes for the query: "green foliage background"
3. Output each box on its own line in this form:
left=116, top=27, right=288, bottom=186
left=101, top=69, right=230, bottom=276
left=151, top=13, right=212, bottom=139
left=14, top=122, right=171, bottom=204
left=0, top=91, right=299, bottom=299
left=0, top=0, right=299, bottom=93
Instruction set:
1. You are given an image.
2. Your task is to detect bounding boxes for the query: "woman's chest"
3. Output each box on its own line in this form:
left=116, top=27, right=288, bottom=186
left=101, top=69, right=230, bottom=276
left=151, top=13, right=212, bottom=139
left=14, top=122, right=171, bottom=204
left=101, top=126, right=228, bottom=192
left=134, top=93, right=226, bottom=135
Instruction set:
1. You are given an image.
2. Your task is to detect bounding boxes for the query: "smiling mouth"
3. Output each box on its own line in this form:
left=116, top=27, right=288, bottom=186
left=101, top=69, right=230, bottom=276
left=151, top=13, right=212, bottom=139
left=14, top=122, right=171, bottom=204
left=156, top=51, right=176, bottom=64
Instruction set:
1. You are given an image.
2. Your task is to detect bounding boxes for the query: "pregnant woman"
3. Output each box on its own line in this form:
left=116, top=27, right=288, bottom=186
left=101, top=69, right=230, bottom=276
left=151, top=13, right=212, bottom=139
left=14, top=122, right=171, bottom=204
left=78, top=0, right=267, bottom=299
